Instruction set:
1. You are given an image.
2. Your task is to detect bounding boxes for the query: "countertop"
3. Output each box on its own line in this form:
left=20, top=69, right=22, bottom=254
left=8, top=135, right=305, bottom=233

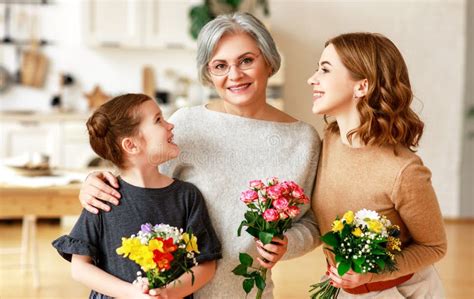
left=0, top=111, right=91, bottom=122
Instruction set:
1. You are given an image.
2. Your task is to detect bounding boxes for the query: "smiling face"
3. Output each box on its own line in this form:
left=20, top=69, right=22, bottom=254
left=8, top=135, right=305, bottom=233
left=135, top=100, right=179, bottom=166
left=208, top=32, right=272, bottom=108
left=307, top=44, right=361, bottom=117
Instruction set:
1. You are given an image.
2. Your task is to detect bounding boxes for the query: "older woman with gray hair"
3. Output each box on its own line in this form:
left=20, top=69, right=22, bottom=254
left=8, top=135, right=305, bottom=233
left=78, top=12, right=321, bottom=298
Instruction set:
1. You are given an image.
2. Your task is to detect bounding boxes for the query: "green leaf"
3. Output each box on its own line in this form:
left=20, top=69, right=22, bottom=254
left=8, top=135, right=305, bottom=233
left=246, top=226, right=260, bottom=238
left=255, top=274, right=266, bottom=290
left=232, top=264, right=248, bottom=276
left=375, top=259, right=386, bottom=270
left=373, top=249, right=386, bottom=255
left=321, top=233, right=338, bottom=248
left=354, top=257, right=365, bottom=266
left=239, top=253, right=253, bottom=267
left=267, top=227, right=278, bottom=235
left=245, top=211, right=257, bottom=224
left=243, top=278, right=254, bottom=294
left=337, top=260, right=351, bottom=276
left=247, top=203, right=257, bottom=209
left=335, top=255, right=343, bottom=263
left=259, top=231, right=274, bottom=245
left=353, top=262, right=362, bottom=273
left=341, top=224, right=351, bottom=238
left=237, top=221, right=247, bottom=237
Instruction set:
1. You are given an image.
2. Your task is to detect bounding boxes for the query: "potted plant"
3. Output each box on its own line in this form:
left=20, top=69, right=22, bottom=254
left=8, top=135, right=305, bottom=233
left=189, top=0, right=269, bottom=39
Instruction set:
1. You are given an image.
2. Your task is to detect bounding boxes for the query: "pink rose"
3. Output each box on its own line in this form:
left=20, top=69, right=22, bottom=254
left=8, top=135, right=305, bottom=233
left=279, top=211, right=289, bottom=220
left=266, top=177, right=279, bottom=185
left=240, top=190, right=258, bottom=204
left=273, top=197, right=289, bottom=211
left=300, top=195, right=310, bottom=204
left=263, top=208, right=280, bottom=222
left=291, top=188, right=304, bottom=199
left=249, top=180, right=264, bottom=190
left=287, top=181, right=298, bottom=188
left=293, top=194, right=309, bottom=205
left=267, top=185, right=283, bottom=200
left=287, top=206, right=301, bottom=218
left=279, top=182, right=291, bottom=196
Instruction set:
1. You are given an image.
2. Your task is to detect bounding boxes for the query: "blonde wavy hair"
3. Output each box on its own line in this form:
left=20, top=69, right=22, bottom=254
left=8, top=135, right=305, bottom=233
left=325, top=32, right=424, bottom=151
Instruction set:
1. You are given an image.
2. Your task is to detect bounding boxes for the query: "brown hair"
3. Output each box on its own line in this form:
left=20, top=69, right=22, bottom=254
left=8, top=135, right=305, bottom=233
left=325, top=32, right=424, bottom=151
left=86, top=93, right=152, bottom=169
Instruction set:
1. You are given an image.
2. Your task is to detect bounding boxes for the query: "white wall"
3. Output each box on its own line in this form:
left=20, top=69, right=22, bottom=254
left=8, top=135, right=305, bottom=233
left=269, top=0, right=466, bottom=218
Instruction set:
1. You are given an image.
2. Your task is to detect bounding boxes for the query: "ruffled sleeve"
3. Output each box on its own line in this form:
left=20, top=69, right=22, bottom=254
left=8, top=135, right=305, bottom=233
left=51, top=209, right=102, bottom=263
left=52, top=235, right=100, bottom=263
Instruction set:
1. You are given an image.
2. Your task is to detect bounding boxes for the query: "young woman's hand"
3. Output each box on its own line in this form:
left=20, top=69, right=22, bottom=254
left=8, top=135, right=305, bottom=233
left=79, top=171, right=121, bottom=214
left=255, top=235, right=288, bottom=269
left=327, top=265, right=373, bottom=289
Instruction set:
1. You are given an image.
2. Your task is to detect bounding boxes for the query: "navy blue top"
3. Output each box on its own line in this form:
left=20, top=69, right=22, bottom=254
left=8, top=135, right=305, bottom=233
left=52, top=177, right=222, bottom=299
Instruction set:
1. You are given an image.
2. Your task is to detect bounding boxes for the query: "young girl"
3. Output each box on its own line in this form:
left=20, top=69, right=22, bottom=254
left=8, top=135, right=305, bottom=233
left=309, top=33, right=447, bottom=298
left=53, top=94, right=222, bottom=299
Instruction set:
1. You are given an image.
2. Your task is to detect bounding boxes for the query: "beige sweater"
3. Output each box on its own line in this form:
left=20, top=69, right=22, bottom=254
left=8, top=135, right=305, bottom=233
left=312, top=130, right=447, bottom=282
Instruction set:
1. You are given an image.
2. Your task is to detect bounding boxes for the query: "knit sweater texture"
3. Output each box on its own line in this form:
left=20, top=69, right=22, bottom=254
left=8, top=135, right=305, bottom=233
left=312, top=130, right=447, bottom=282
left=160, top=105, right=321, bottom=298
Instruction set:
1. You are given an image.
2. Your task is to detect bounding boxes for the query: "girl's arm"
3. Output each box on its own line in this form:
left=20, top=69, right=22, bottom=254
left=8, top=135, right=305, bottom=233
left=71, top=254, right=158, bottom=299
left=150, top=260, right=217, bottom=298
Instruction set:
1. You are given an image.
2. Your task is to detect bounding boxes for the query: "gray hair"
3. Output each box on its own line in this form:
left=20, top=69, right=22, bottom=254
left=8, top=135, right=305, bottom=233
left=196, top=12, right=281, bottom=85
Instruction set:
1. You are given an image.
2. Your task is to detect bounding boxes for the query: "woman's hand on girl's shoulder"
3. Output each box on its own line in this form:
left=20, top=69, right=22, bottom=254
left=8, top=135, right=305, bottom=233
left=79, top=170, right=121, bottom=214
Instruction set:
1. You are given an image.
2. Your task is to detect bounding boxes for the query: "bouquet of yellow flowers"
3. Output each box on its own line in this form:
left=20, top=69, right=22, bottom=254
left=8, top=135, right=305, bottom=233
left=309, top=209, right=401, bottom=299
left=116, top=223, right=199, bottom=289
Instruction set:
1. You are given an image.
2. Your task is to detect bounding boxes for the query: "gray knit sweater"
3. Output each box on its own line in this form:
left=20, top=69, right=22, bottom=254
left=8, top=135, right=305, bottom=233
left=160, top=105, right=321, bottom=298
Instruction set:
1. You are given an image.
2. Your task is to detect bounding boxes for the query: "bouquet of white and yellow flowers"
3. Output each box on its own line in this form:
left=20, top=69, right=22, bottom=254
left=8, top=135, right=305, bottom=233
left=309, top=209, right=402, bottom=299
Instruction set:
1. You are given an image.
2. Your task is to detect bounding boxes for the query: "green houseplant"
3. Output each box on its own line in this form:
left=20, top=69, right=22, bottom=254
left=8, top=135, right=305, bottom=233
left=189, top=0, right=269, bottom=39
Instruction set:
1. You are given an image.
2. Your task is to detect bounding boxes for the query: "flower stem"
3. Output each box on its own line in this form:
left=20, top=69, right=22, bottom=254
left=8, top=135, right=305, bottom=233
left=256, top=267, right=267, bottom=299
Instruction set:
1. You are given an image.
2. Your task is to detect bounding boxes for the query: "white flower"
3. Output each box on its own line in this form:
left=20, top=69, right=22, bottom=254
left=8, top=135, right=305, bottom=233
left=355, top=209, right=380, bottom=227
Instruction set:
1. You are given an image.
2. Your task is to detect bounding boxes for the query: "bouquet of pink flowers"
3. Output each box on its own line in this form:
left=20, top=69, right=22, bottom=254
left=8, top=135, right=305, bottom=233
left=232, top=177, right=309, bottom=298
left=116, top=223, right=199, bottom=289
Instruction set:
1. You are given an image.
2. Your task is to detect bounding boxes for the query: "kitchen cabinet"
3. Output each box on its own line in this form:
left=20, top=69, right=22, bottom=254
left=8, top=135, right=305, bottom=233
left=82, top=0, right=142, bottom=48
left=0, top=121, right=61, bottom=166
left=83, top=0, right=196, bottom=49
left=0, top=113, right=97, bottom=169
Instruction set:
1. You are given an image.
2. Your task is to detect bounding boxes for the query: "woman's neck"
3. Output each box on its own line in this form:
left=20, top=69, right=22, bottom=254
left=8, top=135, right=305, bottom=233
left=208, top=99, right=296, bottom=123
left=218, top=98, right=268, bottom=119
left=120, top=165, right=173, bottom=188
left=335, top=110, right=363, bottom=148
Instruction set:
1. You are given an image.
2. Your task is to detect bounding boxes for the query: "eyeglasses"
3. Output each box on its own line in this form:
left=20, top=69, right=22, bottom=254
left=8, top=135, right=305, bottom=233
left=208, top=53, right=261, bottom=76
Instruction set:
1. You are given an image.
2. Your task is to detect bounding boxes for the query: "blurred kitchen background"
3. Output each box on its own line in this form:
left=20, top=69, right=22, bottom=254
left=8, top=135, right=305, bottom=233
left=0, top=0, right=473, bottom=298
